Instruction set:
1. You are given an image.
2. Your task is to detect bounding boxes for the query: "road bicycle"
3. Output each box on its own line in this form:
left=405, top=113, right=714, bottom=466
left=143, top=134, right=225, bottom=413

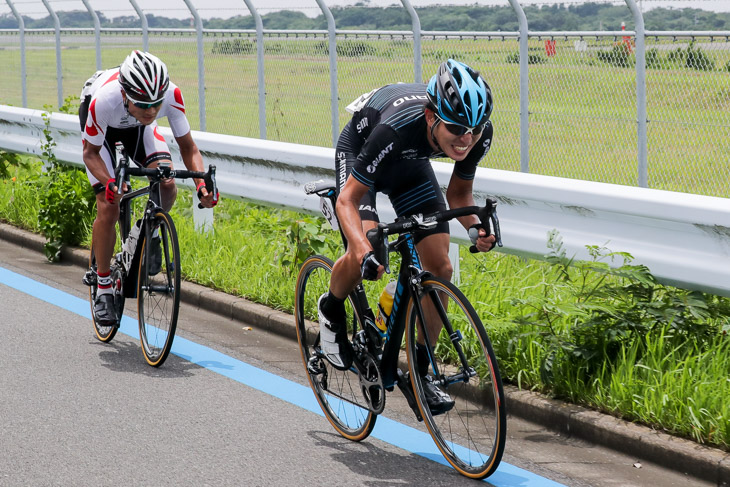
left=83, top=144, right=217, bottom=367
left=294, top=180, right=506, bottom=479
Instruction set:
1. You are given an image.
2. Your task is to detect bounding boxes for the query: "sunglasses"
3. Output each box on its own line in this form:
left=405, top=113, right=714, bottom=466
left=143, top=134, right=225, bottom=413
left=435, top=115, right=486, bottom=136
left=125, top=93, right=164, bottom=109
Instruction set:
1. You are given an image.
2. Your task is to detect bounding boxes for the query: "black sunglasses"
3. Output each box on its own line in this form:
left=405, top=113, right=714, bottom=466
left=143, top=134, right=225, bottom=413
left=435, top=114, right=486, bottom=136
left=126, top=93, right=164, bottom=109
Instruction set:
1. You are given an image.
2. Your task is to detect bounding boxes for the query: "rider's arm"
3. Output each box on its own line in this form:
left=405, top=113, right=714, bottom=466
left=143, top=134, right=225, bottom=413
left=175, top=131, right=216, bottom=208
left=336, top=177, right=374, bottom=264
left=82, top=141, right=113, bottom=187
left=446, top=174, right=495, bottom=253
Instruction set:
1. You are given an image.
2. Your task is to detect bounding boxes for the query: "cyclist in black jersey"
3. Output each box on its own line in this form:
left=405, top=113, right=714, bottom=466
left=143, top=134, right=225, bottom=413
left=318, top=59, right=497, bottom=413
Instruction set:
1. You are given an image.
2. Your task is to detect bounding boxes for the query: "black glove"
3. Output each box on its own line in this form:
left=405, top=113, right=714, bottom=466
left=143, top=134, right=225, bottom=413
left=360, top=251, right=381, bottom=281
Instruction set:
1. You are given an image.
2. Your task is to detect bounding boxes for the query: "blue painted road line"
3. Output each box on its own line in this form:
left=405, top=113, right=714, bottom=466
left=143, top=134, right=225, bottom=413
left=0, top=265, right=565, bottom=487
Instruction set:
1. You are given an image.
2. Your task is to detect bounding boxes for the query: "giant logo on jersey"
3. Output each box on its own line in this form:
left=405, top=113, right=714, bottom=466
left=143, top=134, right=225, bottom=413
left=366, top=143, right=393, bottom=174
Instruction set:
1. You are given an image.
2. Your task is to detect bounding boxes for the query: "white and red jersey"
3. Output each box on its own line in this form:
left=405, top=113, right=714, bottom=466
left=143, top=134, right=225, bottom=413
left=81, top=68, right=190, bottom=147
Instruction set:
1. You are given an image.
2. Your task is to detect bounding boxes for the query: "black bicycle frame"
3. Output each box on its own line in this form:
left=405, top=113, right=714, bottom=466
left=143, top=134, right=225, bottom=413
left=117, top=171, right=163, bottom=299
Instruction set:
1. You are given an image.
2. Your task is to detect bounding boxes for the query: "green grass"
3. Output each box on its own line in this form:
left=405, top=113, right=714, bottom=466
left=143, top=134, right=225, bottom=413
left=0, top=35, right=729, bottom=195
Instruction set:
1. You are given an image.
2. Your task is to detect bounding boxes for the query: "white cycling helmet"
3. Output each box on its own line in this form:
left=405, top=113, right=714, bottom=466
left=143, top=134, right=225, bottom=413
left=119, top=50, right=169, bottom=102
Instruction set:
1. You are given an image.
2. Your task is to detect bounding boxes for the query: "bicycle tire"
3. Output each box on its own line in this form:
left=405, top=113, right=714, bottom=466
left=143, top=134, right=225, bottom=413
left=88, top=245, right=121, bottom=343
left=137, top=209, right=180, bottom=367
left=294, top=255, right=377, bottom=441
left=405, top=276, right=506, bottom=479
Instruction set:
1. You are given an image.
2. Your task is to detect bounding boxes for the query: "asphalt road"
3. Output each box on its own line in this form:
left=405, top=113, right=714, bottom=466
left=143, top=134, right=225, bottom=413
left=0, top=237, right=714, bottom=486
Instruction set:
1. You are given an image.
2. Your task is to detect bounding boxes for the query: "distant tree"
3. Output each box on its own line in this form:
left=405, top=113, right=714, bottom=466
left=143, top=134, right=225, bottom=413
left=4, top=4, right=728, bottom=33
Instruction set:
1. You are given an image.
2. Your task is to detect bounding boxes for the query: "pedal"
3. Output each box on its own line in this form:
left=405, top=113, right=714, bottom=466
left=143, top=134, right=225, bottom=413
left=396, top=369, right=423, bottom=422
left=82, top=269, right=96, bottom=286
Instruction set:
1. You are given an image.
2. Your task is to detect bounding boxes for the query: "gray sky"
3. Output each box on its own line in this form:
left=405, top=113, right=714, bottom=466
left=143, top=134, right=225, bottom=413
left=2, top=0, right=729, bottom=20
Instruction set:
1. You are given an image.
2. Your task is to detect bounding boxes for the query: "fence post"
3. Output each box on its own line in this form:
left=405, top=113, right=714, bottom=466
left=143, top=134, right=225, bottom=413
left=80, top=0, right=102, bottom=70
left=624, top=0, right=648, bottom=187
left=400, top=0, right=421, bottom=83
left=5, top=0, right=26, bottom=107
left=40, top=0, right=63, bottom=109
left=315, top=0, right=339, bottom=148
left=242, top=0, right=266, bottom=139
left=508, top=0, right=529, bottom=173
left=128, top=0, right=149, bottom=51
left=181, top=0, right=206, bottom=132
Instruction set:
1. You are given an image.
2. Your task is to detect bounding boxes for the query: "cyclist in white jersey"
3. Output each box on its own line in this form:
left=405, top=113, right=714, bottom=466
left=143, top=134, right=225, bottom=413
left=79, top=51, right=218, bottom=325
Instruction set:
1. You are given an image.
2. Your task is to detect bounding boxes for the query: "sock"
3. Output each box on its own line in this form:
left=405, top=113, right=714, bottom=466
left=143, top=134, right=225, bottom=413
left=321, top=291, right=346, bottom=323
left=97, top=270, right=113, bottom=296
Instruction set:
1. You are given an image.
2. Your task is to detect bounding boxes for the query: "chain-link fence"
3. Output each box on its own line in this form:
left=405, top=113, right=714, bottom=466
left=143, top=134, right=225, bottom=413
left=1, top=19, right=728, bottom=197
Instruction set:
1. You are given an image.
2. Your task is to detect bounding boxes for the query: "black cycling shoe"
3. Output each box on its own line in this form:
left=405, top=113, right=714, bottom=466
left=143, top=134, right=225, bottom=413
left=148, top=237, right=162, bottom=276
left=93, top=293, right=117, bottom=326
left=317, top=293, right=354, bottom=371
left=422, top=375, right=455, bottom=415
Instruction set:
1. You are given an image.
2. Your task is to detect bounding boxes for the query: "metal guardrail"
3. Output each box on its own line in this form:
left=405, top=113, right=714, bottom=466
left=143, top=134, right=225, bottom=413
left=2, top=105, right=730, bottom=297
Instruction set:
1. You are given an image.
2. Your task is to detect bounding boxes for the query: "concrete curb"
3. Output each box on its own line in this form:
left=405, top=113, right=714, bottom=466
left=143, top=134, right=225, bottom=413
left=1, top=222, right=728, bottom=484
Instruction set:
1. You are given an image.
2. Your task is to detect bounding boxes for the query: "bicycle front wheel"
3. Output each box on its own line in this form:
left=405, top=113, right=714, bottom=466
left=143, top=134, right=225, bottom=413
left=406, top=276, right=506, bottom=479
left=137, top=210, right=181, bottom=367
left=294, top=255, right=376, bottom=441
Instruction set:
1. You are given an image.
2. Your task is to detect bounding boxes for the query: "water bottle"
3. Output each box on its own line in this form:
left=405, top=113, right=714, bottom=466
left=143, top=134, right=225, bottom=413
left=122, top=219, right=142, bottom=270
left=374, top=280, right=396, bottom=332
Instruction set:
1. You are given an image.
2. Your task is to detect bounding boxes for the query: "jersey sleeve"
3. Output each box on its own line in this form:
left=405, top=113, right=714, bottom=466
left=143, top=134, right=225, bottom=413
left=453, top=121, right=493, bottom=181
left=350, top=124, right=401, bottom=188
left=82, top=96, right=109, bottom=147
left=164, top=84, right=191, bottom=137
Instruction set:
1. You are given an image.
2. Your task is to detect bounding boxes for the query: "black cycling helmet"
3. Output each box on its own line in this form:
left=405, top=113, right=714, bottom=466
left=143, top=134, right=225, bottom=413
left=118, top=50, right=169, bottom=102
left=426, top=59, right=493, bottom=127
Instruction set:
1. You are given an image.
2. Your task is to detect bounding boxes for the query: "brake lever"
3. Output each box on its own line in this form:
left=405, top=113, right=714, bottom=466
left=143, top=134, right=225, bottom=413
left=197, top=165, right=218, bottom=209
left=469, top=198, right=503, bottom=253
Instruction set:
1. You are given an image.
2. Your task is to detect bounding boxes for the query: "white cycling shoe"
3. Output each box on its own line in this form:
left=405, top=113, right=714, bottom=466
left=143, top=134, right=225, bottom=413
left=317, top=293, right=354, bottom=371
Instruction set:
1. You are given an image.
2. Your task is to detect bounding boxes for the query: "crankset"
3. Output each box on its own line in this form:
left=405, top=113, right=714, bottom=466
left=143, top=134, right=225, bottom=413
left=355, top=352, right=385, bottom=415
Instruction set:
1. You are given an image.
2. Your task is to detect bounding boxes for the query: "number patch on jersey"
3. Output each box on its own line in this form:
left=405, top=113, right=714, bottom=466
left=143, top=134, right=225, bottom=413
left=345, top=88, right=379, bottom=114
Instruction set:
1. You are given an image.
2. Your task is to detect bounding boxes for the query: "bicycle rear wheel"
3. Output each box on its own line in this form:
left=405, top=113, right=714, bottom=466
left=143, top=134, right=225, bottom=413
left=137, top=210, right=180, bottom=367
left=406, top=276, right=506, bottom=479
left=87, top=245, right=122, bottom=342
left=294, top=255, right=376, bottom=441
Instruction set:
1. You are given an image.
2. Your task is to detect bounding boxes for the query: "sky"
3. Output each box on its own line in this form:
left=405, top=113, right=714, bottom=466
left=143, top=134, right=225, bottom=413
left=2, top=0, right=729, bottom=20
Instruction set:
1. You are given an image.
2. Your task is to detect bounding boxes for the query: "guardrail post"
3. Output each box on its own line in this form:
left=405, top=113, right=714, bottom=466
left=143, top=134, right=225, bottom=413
left=5, top=0, right=26, bottom=107
left=400, top=0, right=421, bottom=83
left=128, top=0, right=149, bottom=51
left=242, top=0, right=266, bottom=139
left=40, top=0, right=63, bottom=109
left=181, top=0, right=206, bottom=132
left=80, top=0, right=102, bottom=70
left=315, top=0, right=339, bottom=148
left=508, top=0, right=529, bottom=173
left=625, top=0, right=648, bottom=187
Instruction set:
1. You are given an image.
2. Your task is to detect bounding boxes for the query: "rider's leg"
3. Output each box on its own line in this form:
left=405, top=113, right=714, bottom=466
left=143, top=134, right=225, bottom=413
left=143, top=158, right=177, bottom=211
left=328, top=219, right=379, bottom=301
left=92, top=192, right=120, bottom=279
left=414, top=232, right=452, bottom=351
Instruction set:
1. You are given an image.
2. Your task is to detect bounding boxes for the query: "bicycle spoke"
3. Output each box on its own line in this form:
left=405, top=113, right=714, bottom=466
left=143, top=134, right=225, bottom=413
left=295, top=256, right=377, bottom=441
left=138, top=212, right=180, bottom=367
